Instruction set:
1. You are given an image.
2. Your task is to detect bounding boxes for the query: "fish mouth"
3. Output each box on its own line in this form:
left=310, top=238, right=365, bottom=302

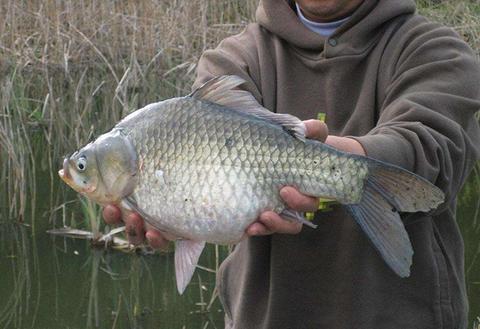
left=58, top=157, right=72, bottom=185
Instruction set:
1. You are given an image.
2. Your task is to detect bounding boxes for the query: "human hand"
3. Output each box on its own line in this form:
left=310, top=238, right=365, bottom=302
left=246, top=119, right=366, bottom=237
left=102, top=205, right=172, bottom=249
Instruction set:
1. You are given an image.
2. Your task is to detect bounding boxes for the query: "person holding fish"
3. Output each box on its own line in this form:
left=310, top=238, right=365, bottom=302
left=87, top=0, right=480, bottom=328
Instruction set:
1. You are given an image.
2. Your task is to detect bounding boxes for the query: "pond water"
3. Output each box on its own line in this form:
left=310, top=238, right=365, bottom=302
left=0, top=222, right=225, bottom=329
left=0, top=156, right=479, bottom=328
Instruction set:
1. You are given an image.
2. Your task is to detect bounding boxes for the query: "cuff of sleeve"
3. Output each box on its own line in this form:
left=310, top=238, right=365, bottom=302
left=349, top=134, right=415, bottom=172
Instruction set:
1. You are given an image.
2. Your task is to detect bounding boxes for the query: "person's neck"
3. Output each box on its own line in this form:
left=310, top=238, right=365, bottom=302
left=296, top=0, right=364, bottom=23
left=296, top=3, right=350, bottom=37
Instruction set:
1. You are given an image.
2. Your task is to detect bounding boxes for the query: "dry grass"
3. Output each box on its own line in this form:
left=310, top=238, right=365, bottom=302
left=418, top=1, right=480, bottom=58
left=0, top=1, right=257, bottom=61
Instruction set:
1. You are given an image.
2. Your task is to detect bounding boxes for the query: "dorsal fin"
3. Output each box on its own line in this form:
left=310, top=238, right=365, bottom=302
left=190, top=75, right=306, bottom=140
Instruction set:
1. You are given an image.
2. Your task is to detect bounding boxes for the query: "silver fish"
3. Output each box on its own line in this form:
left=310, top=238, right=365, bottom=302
left=59, top=75, right=444, bottom=293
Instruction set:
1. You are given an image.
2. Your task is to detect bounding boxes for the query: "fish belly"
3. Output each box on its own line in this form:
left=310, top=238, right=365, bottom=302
left=133, top=162, right=282, bottom=244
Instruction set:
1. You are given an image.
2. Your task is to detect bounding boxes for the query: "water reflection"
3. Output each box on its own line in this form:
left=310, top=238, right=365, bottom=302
left=0, top=218, right=225, bottom=329
left=0, top=222, right=40, bottom=328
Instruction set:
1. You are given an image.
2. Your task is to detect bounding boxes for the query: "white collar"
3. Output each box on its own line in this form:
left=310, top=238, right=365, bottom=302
left=295, top=3, right=351, bottom=37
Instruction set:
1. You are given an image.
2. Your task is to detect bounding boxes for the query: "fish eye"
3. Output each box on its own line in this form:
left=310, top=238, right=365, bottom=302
left=76, top=157, right=87, bottom=172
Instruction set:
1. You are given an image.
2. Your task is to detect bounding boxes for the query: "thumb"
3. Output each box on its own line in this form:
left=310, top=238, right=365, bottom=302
left=303, top=119, right=328, bottom=142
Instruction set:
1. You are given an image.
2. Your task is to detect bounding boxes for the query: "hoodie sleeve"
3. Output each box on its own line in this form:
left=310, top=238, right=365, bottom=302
left=193, top=24, right=263, bottom=103
left=353, top=19, right=480, bottom=203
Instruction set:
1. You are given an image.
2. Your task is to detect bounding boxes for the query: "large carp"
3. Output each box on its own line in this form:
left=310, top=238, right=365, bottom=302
left=59, top=76, right=444, bottom=293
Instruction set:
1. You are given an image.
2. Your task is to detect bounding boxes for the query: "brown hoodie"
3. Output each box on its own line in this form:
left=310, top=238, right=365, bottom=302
left=193, top=0, right=480, bottom=328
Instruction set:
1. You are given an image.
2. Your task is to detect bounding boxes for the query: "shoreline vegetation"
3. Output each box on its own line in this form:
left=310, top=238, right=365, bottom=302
left=0, top=1, right=479, bottom=328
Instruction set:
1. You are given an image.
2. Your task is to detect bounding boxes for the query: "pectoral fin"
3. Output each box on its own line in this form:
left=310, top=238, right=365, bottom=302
left=175, top=240, right=206, bottom=294
left=280, top=208, right=318, bottom=229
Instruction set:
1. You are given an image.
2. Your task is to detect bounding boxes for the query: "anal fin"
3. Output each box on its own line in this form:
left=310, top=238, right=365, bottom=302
left=175, top=240, right=206, bottom=294
left=346, top=181, right=413, bottom=278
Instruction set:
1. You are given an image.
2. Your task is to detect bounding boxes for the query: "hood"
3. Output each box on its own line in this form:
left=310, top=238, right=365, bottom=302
left=256, top=0, right=416, bottom=55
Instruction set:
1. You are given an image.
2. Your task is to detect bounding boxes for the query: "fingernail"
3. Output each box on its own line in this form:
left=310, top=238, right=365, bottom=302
left=279, top=188, right=290, bottom=200
left=146, top=231, right=167, bottom=250
left=261, top=213, right=275, bottom=226
left=259, top=212, right=270, bottom=222
left=246, top=224, right=257, bottom=236
left=103, top=206, right=120, bottom=224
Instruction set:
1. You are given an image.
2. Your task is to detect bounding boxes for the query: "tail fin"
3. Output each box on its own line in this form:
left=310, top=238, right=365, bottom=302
left=346, top=160, right=444, bottom=277
left=367, top=162, right=444, bottom=212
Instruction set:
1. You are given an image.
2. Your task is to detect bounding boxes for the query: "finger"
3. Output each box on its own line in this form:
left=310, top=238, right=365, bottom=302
left=325, top=135, right=366, bottom=156
left=102, top=205, right=123, bottom=225
left=145, top=230, right=170, bottom=250
left=303, top=119, right=328, bottom=142
left=124, top=212, right=145, bottom=245
left=259, top=211, right=302, bottom=234
left=280, top=186, right=319, bottom=212
left=144, top=222, right=178, bottom=242
left=246, top=222, right=273, bottom=236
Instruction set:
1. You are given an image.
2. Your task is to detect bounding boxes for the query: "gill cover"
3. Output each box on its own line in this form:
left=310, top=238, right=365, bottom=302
left=93, top=129, right=138, bottom=201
